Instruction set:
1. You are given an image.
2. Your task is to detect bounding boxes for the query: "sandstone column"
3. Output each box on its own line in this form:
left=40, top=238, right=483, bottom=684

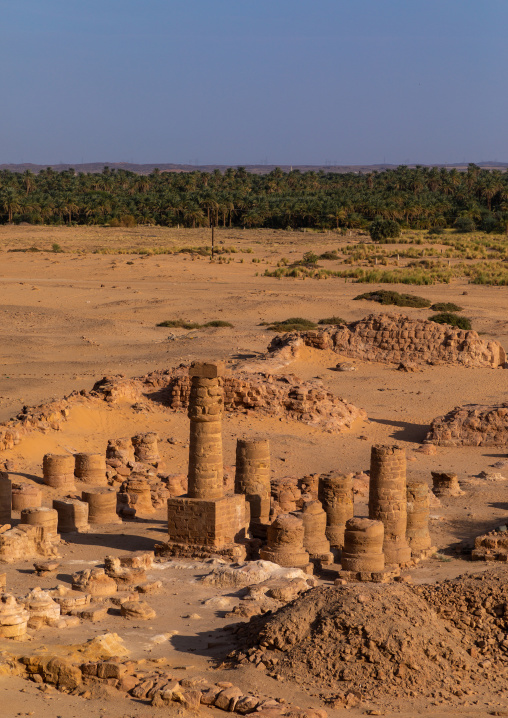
left=132, top=432, right=160, bottom=464
left=368, top=444, right=411, bottom=565
left=318, top=472, right=354, bottom=549
left=0, top=473, right=12, bottom=524
left=43, top=454, right=76, bottom=490
left=406, top=482, right=433, bottom=557
left=74, top=453, right=107, bottom=486
left=82, top=487, right=121, bottom=525
left=20, top=507, right=59, bottom=538
left=187, top=362, right=224, bottom=500
left=301, top=500, right=333, bottom=565
left=11, top=483, right=42, bottom=512
left=235, top=438, right=271, bottom=527
left=260, top=514, right=311, bottom=571
left=341, top=517, right=385, bottom=573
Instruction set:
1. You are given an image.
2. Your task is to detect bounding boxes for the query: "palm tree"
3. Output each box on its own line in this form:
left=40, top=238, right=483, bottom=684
left=1, top=187, right=21, bottom=223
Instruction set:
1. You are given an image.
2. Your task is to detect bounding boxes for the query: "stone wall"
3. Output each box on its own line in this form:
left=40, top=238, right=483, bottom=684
left=0, top=365, right=366, bottom=453
left=425, top=403, right=508, bottom=447
left=267, top=313, right=506, bottom=368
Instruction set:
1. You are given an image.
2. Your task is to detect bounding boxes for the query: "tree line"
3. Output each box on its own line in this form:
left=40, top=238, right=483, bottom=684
left=1, top=163, right=508, bottom=232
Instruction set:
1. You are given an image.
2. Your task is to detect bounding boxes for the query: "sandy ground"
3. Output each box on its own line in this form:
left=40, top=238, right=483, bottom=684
left=1, top=226, right=508, bottom=717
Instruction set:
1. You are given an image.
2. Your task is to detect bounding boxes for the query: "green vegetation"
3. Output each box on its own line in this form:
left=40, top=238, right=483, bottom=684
left=318, top=316, right=347, bottom=325
left=265, top=317, right=318, bottom=332
left=429, top=313, right=472, bottom=330
left=353, top=290, right=431, bottom=308
left=1, top=164, right=508, bottom=231
left=369, top=219, right=401, bottom=242
left=430, top=302, right=463, bottom=312
left=156, top=319, right=233, bottom=329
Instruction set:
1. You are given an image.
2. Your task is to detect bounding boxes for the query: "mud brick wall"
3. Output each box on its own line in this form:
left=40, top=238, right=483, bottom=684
left=426, top=402, right=508, bottom=447
left=268, top=313, right=506, bottom=368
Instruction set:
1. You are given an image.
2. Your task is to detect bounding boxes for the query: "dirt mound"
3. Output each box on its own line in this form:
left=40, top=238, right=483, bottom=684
left=425, top=402, right=508, bottom=447
left=234, top=583, right=476, bottom=700
left=267, top=313, right=506, bottom=368
left=414, top=568, right=508, bottom=664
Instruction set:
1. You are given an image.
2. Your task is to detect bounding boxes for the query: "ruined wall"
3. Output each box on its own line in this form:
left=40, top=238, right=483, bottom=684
left=425, top=403, right=508, bottom=447
left=268, top=313, right=506, bottom=368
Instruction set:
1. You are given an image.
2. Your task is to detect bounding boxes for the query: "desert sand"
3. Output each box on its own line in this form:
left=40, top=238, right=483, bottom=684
left=0, top=225, right=507, bottom=717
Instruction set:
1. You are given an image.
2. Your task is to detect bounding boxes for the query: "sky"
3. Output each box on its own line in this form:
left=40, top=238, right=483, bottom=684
left=1, top=0, right=507, bottom=166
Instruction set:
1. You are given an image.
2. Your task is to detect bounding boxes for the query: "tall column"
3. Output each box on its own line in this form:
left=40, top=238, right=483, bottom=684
left=318, top=472, right=354, bottom=549
left=187, top=361, right=224, bottom=500
left=235, top=438, right=271, bottom=525
left=0, top=473, right=12, bottom=524
left=368, top=444, right=411, bottom=565
left=406, top=482, right=433, bottom=557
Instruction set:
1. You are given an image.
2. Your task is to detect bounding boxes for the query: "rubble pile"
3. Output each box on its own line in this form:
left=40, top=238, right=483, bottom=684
left=426, top=402, right=508, bottom=447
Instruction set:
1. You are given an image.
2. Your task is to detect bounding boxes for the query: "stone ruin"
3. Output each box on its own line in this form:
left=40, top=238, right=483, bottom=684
left=425, top=402, right=508, bottom=447
left=160, top=361, right=249, bottom=560
left=368, top=444, right=412, bottom=567
left=267, top=312, right=506, bottom=368
left=234, top=438, right=271, bottom=539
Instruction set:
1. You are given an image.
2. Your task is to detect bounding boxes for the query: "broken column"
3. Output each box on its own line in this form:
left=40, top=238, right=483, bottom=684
left=0, top=473, right=12, bottom=524
left=82, top=487, right=121, bottom=525
left=260, top=514, right=311, bottom=571
left=431, top=471, right=464, bottom=497
left=43, top=454, right=76, bottom=490
left=406, top=482, right=434, bottom=558
left=368, top=444, right=411, bottom=566
left=11, top=483, right=42, bottom=512
left=74, top=453, right=107, bottom=486
left=106, top=437, right=134, bottom=464
left=235, top=438, right=271, bottom=536
left=340, top=518, right=385, bottom=578
left=164, top=362, right=248, bottom=559
left=119, top=476, right=154, bottom=517
left=301, top=500, right=333, bottom=565
left=318, top=472, right=354, bottom=550
left=53, top=498, right=90, bottom=533
left=132, top=432, right=160, bottom=464
left=20, top=507, right=59, bottom=538
left=0, top=595, right=29, bottom=639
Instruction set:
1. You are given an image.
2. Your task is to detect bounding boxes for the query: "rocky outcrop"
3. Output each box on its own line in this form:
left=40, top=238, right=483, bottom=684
left=267, top=313, right=506, bottom=368
left=426, top=403, right=508, bottom=447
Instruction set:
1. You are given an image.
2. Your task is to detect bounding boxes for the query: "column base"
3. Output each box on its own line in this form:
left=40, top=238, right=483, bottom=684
left=166, top=494, right=249, bottom=550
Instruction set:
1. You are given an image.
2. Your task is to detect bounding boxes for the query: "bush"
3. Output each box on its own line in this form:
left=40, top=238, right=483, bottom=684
left=369, top=219, right=401, bottom=242
left=429, top=312, right=472, bottom=330
left=318, top=316, right=347, bottom=325
left=156, top=319, right=201, bottom=329
left=203, top=320, right=233, bottom=328
left=302, top=251, right=319, bottom=265
left=266, top=317, right=317, bottom=332
left=51, top=243, right=64, bottom=253
left=453, top=216, right=475, bottom=233
left=353, top=290, right=431, bottom=308
left=319, top=251, right=339, bottom=260
left=430, top=302, right=463, bottom=312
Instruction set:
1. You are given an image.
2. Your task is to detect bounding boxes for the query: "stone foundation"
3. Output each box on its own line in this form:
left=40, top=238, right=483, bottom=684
left=166, top=494, right=248, bottom=550
left=431, top=471, right=464, bottom=497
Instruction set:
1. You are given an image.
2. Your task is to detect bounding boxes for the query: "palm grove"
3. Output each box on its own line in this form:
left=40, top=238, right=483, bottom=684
left=1, top=164, right=508, bottom=234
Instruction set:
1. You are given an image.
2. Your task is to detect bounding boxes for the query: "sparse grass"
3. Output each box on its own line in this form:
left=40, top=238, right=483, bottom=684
left=430, top=302, right=463, bottom=312
left=318, top=316, right=347, bottom=325
left=51, top=243, right=64, bottom=253
left=353, top=290, right=431, bottom=308
left=429, top=312, right=472, bottom=330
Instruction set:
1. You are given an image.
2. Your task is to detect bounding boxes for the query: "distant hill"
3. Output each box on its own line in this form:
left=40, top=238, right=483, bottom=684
left=1, top=161, right=507, bottom=175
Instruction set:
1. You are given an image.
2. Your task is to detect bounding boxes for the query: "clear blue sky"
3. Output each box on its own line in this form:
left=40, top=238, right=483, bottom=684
left=1, top=0, right=507, bottom=166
